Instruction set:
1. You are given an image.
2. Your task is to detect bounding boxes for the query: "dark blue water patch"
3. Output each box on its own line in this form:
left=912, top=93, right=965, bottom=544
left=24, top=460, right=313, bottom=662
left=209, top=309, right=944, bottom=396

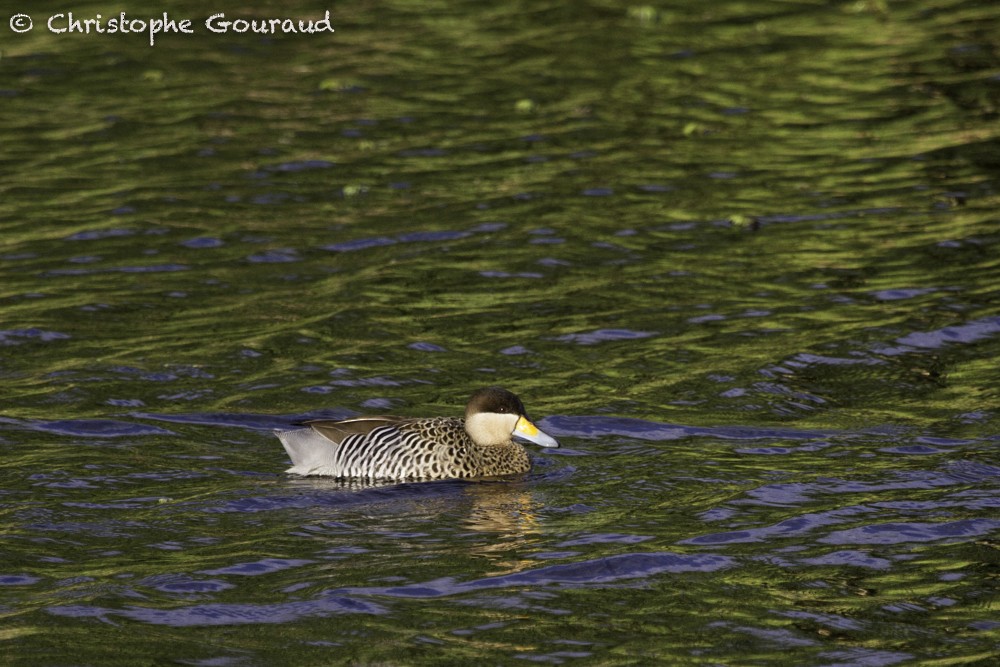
left=200, top=558, right=315, bottom=576
left=322, top=236, right=397, bottom=252
left=556, top=533, right=653, bottom=547
left=328, top=375, right=417, bottom=388
left=178, top=236, right=225, bottom=250
left=875, top=315, right=1000, bottom=354
left=129, top=411, right=315, bottom=432
left=775, top=609, right=866, bottom=632
left=868, top=287, right=938, bottom=301
left=581, top=187, right=614, bottom=196
left=819, top=519, right=1000, bottom=545
left=530, top=227, right=556, bottom=236
left=323, top=546, right=370, bottom=556
left=338, top=552, right=734, bottom=600
left=63, top=496, right=180, bottom=510
left=247, top=248, right=300, bottom=263
left=397, top=230, right=471, bottom=243
left=478, top=271, right=544, bottom=279
left=47, top=595, right=386, bottom=627
left=699, top=507, right=739, bottom=522
left=64, top=228, right=134, bottom=241
left=878, top=444, right=941, bottom=455
left=530, top=552, right=582, bottom=560
left=738, top=469, right=973, bottom=507
left=918, top=436, right=976, bottom=447
left=359, top=397, right=398, bottom=410
left=688, top=313, right=726, bottom=324
left=0, top=328, right=70, bottom=345
left=452, top=620, right=511, bottom=637
left=471, top=222, right=508, bottom=233
left=940, top=460, right=1000, bottom=484
left=43, top=268, right=94, bottom=276
left=970, top=620, right=1000, bottom=631
left=682, top=506, right=870, bottom=546
left=782, top=352, right=882, bottom=369
left=408, top=341, right=447, bottom=352
left=205, top=478, right=475, bottom=514
left=0, top=574, right=42, bottom=586
left=798, top=549, right=892, bottom=570
left=113, top=263, right=189, bottom=273
left=7, top=418, right=175, bottom=438
left=106, top=365, right=207, bottom=383
left=144, top=573, right=234, bottom=594
left=27, top=472, right=99, bottom=490
left=818, top=648, right=913, bottom=666
left=496, top=345, right=531, bottom=356
left=552, top=329, right=658, bottom=346
left=324, top=224, right=502, bottom=252
left=28, top=521, right=144, bottom=539
left=873, top=498, right=1000, bottom=515
left=708, top=620, right=818, bottom=648
left=734, top=441, right=834, bottom=455
left=31, top=468, right=206, bottom=491
left=539, top=415, right=834, bottom=442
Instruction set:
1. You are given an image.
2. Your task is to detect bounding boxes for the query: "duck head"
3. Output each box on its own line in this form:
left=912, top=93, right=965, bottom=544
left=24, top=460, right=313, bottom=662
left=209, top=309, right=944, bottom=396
left=464, top=387, right=559, bottom=448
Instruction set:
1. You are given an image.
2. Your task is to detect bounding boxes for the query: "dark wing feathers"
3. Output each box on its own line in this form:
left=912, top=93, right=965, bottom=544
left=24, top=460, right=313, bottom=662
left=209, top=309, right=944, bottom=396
left=304, top=416, right=409, bottom=441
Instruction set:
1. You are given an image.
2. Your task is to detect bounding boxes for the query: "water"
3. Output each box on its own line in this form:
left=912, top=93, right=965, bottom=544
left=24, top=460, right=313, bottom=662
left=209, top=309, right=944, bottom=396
left=2, top=0, right=1000, bottom=664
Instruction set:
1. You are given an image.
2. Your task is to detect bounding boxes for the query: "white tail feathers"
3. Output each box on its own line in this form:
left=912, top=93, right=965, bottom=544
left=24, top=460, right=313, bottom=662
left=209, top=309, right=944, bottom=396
left=275, top=428, right=339, bottom=476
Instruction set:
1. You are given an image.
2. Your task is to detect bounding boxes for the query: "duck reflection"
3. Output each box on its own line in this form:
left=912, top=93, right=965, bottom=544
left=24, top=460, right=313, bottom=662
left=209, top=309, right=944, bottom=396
left=280, top=474, right=546, bottom=576
left=458, top=479, right=547, bottom=578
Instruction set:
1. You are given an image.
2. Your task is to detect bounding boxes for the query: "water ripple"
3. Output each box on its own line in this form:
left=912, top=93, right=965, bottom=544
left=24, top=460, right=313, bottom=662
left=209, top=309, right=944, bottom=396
left=819, top=519, right=1000, bottom=545
left=4, top=417, right=175, bottom=438
left=552, top=329, right=658, bottom=345
left=200, top=559, right=315, bottom=576
left=541, top=415, right=832, bottom=442
left=0, top=328, right=71, bottom=345
left=340, top=552, right=735, bottom=598
left=48, top=596, right=387, bottom=627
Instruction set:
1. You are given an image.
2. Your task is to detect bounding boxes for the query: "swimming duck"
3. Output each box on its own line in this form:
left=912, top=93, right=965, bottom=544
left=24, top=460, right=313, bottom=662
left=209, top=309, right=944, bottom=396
left=276, top=387, right=559, bottom=480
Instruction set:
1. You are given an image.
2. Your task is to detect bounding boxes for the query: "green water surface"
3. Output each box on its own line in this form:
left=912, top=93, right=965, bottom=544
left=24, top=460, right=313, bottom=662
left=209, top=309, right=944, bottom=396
left=2, top=0, right=1000, bottom=664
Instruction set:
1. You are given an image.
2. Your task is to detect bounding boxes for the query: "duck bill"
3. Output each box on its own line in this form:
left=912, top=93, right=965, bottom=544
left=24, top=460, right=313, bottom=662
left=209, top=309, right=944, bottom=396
left=513, top=415, right=559, bottom=448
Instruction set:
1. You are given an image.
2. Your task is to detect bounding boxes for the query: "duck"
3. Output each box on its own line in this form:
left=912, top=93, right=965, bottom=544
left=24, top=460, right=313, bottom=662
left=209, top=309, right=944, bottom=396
left=275, top=386, right=559, bottom=480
